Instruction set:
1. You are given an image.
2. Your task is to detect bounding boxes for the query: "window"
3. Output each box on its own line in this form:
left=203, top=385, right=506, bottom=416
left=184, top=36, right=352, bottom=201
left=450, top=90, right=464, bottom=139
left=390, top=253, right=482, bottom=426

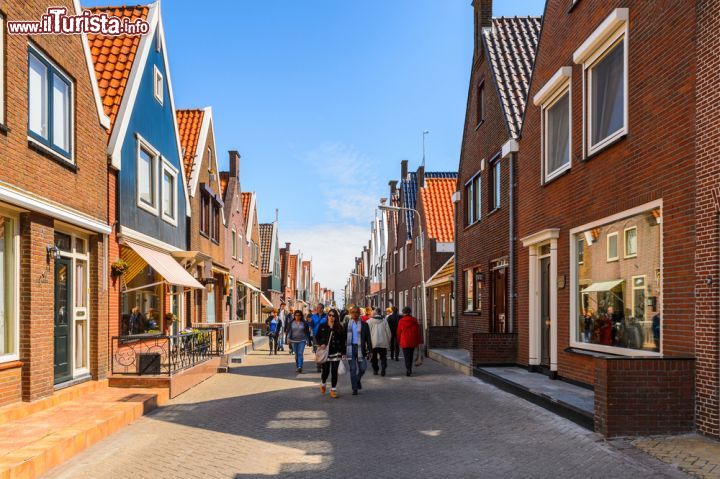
left=606, top=232, right=618, bottom=262
left=490, top=159, right=501, bottom=210
left=465, top=174, right=481, bottom=226
left=624, top=227, right=637, bottom=258
left=464, top=269, right=481, bottom=312
left=200, top=192, right=210, bottom=235
left=577, top=238, right=585, bottom=265
left=153, top=65, right=163, bottom=105
left=441, top=295, right=447, bottom=326
left=211, top=204, right=220, bottom=243
left=477, top=82, right=485, bottom=126
left=588, top=38, right=625, bottom=152
left=238, top=234, right=243, bottom=262
left=573, top=204, right=662, bottom=354
left=161, top=162, right=177, bottom=224
left=28, top=47, right=73, bottom=159
left=0, top=14, right=4, bottom=125
left=137, top=142, right=158, bottom=214
left=231, top=230, right=237, bottom=259
left=0, top=214, right=17, bottom=361
left=544, top=89, right=571, bottom=180
left=207, top=147, right=213, bottom=172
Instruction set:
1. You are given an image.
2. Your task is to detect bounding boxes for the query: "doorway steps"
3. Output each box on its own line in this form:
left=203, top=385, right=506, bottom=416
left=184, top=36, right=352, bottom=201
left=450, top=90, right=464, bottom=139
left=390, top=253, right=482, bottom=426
left=0, top=379, right=168, bottom=479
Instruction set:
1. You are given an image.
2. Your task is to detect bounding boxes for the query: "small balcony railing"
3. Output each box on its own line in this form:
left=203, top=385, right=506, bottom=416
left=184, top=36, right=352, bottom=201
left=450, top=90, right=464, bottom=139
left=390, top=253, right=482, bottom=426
left=111, top=327, right=225, bottom=376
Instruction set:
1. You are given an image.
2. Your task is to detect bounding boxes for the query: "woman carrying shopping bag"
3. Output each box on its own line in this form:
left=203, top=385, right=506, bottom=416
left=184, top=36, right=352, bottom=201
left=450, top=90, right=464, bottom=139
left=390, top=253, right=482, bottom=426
left=315, top=309, right=346, bottom=398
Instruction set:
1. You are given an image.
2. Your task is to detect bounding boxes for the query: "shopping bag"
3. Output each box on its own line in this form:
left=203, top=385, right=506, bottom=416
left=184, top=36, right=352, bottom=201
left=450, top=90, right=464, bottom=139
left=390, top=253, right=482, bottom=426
left=338, top=359, right=348, bottom=376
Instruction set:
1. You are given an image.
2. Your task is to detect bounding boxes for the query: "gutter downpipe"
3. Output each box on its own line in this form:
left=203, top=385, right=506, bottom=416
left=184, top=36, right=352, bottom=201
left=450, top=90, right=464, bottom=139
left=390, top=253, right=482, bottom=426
left=502, top=139, right=519, bottom=334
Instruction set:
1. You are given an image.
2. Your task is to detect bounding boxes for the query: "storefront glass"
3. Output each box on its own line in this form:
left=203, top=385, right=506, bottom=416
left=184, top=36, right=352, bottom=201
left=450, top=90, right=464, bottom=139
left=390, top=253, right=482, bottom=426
left=0, top=216, right=15, bottom=358
left=574, top=207, right=661, bottom=352
left=236, top=282, right=247, bottom=321
left=121, top=265, right=162, bottom=335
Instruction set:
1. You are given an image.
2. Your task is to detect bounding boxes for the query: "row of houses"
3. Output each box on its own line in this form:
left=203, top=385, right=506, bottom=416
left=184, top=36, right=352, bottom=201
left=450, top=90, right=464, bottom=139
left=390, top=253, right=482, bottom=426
left=0, top=0, right=332, bottom=410
left=346, top=0, right=720, bottom=439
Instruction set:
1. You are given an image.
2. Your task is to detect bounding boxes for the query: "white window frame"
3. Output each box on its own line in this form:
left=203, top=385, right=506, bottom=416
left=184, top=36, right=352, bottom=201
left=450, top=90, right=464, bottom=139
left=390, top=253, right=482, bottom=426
left=0, top=14, right=4, bottom=126
left=568, top=199, right=663, bottom=357
left=573, top=9, right=629, bottom=157
left=491, top=159, right=501, bottom=210
left=136, top=134, right=160, bottom=216
left=0, top=208, right=19, bottom=364
left=231, top=229, right=237, bottom=259
left=631, top=274, right=646, bottom=321
left=153, top=65, right=164, bottom=105
left=624, top=226, right=637, bottom=258
left=238, top=233, right=243, bottom=262
left=606, top=231, right=619, bottom=262
left=534, top=66, right=573, bottom=183
left=161, top=160, right=178, bottom=226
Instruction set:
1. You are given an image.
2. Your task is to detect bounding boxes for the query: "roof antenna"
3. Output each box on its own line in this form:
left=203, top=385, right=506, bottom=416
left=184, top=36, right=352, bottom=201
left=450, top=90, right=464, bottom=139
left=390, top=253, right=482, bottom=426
left=422, top=130, right=430, bottom=167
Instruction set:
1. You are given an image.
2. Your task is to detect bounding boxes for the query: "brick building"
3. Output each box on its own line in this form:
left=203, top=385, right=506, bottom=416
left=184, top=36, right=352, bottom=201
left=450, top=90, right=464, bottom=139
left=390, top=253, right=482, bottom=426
left=516, top=1, right=696, bottom=436
left=259, top=220, right=282, bottom=309
left=0, top=0, right=111, bottom=405
left=455, top=3, right=540, bottom=363
left=177, top=107, right=230, bottom=326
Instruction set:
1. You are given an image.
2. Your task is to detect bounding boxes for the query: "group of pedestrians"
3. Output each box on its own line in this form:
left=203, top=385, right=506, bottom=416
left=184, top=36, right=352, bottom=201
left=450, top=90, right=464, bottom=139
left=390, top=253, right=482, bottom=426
left=267, top=303, right=424, bottom=398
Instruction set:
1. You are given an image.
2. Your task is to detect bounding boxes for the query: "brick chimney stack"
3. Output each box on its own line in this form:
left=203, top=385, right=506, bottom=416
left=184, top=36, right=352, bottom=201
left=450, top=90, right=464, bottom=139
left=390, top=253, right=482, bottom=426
left=229, top=150, right=241, bottom=178
left=417, top=165, right=426, bottom=188
left=389, top=180, right=398, bottom=196
left=473, top=0, right=492, bottom=60
left=401, top=160, right=409, bottom=180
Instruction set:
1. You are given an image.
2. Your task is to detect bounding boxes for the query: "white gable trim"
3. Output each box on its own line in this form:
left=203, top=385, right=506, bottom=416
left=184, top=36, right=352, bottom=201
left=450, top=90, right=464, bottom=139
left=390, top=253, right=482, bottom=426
left=107, top=2, right=158, bottom=169
left=246, top=193, right=256, bottom=241
left=268, top=221, right=278, bottom=273
left=74, top=0, right=111, bottom=129
left=188, top=107, right=222, bottom=198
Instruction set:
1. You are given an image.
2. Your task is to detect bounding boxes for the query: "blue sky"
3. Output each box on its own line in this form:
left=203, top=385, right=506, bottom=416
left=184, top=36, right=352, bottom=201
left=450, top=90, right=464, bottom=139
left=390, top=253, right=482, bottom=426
left=85, top=0, right=545, bottom=295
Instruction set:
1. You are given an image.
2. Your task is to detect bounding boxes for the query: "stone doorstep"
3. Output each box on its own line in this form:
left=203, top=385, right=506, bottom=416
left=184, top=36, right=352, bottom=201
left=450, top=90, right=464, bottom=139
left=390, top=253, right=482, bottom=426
left=0, top=387, right=169, bottom=479
left=472, top=367, right=595, bottom=431
left=428, top=349, right=473, bottom=376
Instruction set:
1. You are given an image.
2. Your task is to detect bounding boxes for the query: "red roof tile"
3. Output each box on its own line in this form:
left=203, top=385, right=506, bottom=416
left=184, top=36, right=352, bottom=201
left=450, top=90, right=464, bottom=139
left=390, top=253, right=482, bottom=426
left=259, top=224, right=274, bottom=273
left=176, top=109, right=204, bottom=185
left=241, top=192, right=252, bottom=223
left=86, top=6, right=149, bottom=129
left=420, top=178, right=456, bottom=243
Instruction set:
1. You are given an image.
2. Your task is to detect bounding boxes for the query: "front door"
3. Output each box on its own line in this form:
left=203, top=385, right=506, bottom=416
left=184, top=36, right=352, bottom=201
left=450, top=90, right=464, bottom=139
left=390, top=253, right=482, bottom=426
left=491, top=268, right=507, bottom=333
left=54, top=257, right=73, bottom=384
left=540, top=256, right=551, bottom=367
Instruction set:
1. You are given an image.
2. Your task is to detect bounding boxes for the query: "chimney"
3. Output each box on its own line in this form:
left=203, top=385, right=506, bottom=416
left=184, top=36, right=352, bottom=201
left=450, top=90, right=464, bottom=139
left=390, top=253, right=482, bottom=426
left=229, top=150, right=241, bottom=178
left=417, top=164, right=425, bottom=188
left=473, top=0, right=492, bottom=60
left=389, top=180, right=398, bottom=196
left=401, top=160, right=408, bottom=180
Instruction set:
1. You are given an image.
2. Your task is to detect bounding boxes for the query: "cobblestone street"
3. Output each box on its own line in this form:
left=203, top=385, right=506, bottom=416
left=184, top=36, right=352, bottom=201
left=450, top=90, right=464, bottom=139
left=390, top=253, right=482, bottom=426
left=40, top=345, right=690, bottom=479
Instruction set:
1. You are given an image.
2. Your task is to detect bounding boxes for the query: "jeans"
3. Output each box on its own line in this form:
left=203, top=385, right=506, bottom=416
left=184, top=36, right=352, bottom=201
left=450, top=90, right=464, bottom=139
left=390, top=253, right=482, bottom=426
left=291, top=341, right=306, bottom=369
left=403, top=347, right=415, bottom=374
left=390, top=334, right=400, bottom=360
left=371, top=348, right=387, bottom=374
left=321, top=361, right=340, bottom=388
left=268, top=334, right=278, bottom=354
left=278, top=334, right=284, bottom=350
left=349, top=344, right=367, bottom=391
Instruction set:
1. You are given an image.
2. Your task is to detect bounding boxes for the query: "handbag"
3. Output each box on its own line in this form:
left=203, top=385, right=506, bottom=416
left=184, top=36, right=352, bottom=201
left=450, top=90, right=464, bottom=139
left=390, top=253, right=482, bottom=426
left=315, top=332, right=332, bottom=364
left=338, top=359, right=348, bottom=376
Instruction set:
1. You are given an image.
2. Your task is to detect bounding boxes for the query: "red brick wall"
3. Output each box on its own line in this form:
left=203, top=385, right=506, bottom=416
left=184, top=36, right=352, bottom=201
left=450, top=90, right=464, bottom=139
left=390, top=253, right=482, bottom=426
left=89, top=235, right=108, bottom=380
left=472, top=333, right=517, bottom=365
left=594, top=358, right=695, bottom=437
left=428, top=326, right=458, bottom=349
left=0, top=1, right=108, bottom=224
left=695, top=0, right=720, bottom=439
left=456, top=33, right=513, bottom=354
left=516, top=1, right=697, bottom=386
left=0, top=363, right=22, bottom=407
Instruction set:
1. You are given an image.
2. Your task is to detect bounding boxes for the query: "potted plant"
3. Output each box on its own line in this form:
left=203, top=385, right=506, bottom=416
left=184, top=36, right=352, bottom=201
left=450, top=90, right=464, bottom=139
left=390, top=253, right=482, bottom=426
left=111, top=258, right=129, bottom=277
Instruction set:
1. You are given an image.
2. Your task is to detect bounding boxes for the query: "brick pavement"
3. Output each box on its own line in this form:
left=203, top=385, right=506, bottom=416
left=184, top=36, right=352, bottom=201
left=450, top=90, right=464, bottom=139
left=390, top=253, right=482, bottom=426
left=43, top=346, right=690, bottom=479
left=632, top=435, right=720, bottom=478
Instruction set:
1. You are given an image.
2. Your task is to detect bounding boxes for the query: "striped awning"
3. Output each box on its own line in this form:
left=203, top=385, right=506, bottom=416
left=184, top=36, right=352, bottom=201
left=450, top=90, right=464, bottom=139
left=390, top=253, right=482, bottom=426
left=123, top=242, right=203, bottom=290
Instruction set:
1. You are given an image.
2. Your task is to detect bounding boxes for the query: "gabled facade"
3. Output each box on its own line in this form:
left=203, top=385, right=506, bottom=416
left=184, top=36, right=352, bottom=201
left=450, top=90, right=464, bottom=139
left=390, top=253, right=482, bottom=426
left=516, top=1, right=696, bottom=437
left=241, top=191, right=262, bottom=322
left=89, top=3, right=203, bottom=351
left=456, top=2, right=540, bottom=363
left=259, top=221, right=282, bottom=308
left=177, top=107, right=229, bottom=326
left=0, top=0, right=111, bottom=404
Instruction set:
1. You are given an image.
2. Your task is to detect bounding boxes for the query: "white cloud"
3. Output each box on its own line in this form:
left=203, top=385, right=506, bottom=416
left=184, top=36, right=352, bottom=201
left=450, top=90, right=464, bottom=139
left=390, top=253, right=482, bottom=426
left=282, top=223, right=369, bottom=298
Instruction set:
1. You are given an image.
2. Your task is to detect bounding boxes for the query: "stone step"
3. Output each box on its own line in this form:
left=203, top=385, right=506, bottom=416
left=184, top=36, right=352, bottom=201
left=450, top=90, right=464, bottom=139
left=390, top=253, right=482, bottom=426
left=0, top=386, right=168, bottom=479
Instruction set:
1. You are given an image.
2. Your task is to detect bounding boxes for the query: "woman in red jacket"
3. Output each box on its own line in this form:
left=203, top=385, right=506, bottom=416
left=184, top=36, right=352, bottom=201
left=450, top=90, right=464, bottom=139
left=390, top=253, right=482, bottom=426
left=396, top=307, right=421, bottom=376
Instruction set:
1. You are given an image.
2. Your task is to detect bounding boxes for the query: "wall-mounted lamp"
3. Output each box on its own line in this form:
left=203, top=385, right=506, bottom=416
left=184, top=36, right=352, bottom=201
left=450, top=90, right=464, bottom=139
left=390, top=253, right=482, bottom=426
left=46, top=245, right=61, bottom=263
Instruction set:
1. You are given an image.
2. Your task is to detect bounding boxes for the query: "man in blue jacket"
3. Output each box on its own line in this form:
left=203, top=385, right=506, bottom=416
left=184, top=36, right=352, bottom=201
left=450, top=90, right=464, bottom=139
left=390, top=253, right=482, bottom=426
left=308, top=304, right=327, bottom=371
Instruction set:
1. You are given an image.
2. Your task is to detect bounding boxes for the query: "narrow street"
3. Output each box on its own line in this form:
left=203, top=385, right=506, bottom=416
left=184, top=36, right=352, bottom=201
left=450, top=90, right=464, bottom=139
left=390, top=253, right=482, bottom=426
left=44, top=346, right=687, bottom=479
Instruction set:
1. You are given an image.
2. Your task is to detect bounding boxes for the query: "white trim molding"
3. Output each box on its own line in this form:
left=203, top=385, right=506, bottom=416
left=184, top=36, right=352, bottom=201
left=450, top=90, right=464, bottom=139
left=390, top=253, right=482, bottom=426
left=521, top=228, right=560, bottom=247
left=533, top=66, right=572, bottom=106
left=117, top=225, right=182, bottom=253
left=573, top=8, right=629, bottom=64
left=0, top=182, right=110, bottom=234
left=501, top=138, right=519, bottom=158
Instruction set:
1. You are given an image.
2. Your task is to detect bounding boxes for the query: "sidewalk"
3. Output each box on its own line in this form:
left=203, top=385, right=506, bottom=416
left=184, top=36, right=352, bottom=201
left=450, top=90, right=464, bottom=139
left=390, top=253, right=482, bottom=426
left=633, top=434, right=720, bottom=478
left=0, top=381, right=168, bottom=479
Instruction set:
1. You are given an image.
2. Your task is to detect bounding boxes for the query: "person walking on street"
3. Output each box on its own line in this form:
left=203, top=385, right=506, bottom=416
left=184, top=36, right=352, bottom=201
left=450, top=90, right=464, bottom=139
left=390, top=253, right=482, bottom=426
left=286, top=310, right=311, bottom=373
left=308, top=304, right=328, bottom=371
left=315, top=309, right=346, bottom=398
left=265, top=310, right=281, bottom=355
left=367, top=308, right=392, bottom=376
left=387, top=306, right=401, bottom=361
left=361, top=307, right=371, bottom=322
left=397, top=307, right=421, bottom=376
left=345, top=307, right=372, bottom=395
left=277, top=303, right=287, bottom=352
left=284, top=306, right=295, bottom=355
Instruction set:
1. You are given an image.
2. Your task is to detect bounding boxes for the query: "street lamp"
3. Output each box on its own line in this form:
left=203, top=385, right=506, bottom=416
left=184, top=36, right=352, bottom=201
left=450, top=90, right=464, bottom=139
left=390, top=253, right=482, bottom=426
left=378, top=204, right=427, bottom=355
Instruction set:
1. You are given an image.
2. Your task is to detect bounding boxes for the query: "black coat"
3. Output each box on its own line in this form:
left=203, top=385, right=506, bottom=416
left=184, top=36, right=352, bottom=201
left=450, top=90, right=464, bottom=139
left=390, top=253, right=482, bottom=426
left=387, top=312, right=401, bottom=335
left=316, top=323, right=346, bottom=356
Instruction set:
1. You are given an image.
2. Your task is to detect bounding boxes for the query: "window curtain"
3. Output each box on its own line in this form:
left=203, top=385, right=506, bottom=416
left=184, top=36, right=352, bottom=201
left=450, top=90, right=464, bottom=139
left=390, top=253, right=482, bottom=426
left=592, top=40, right=625, bottom=145
left=547, top=93, right=570, bottom=175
